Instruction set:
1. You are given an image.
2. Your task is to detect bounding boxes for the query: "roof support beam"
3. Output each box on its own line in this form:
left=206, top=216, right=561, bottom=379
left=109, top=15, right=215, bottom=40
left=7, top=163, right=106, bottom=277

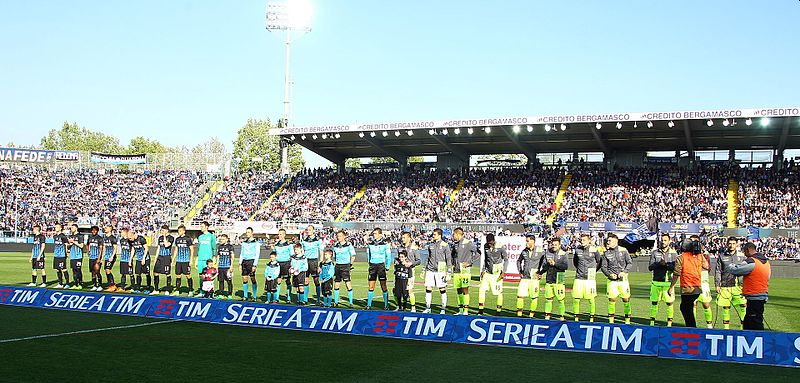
left=589, top=125, right=612, bottom=158
left=682, top=120, right=695, bottom=161
left=431, top=135, right=469, bottom=163
left=362, top=135, right=408, bottom=164
left=777, top=118, right=791, bottom=155
left=500, top=127, right=537, bottom=161
left=293, top=139, right=345, bottom=165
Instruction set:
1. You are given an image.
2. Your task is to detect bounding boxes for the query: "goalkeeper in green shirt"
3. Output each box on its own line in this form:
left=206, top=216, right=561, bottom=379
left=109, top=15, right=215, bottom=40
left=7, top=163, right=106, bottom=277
left=194, top=221, right=217, bottom=297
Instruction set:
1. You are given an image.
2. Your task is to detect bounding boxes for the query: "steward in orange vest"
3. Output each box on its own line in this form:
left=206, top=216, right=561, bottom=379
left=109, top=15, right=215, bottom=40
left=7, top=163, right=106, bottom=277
left=724, top=242, right=770, bottom=330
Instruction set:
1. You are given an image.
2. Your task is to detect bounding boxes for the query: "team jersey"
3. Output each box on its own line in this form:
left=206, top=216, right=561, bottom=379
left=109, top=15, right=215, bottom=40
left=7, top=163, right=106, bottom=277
left=103, top=235, right=118, bottom=260
left=119, top=237, right=132, bottom=263
left=132, top=235, right=148, bottom=261
left=290, top=255, right=309, bottom=273
left=174, top=235, right=193, bottom=262
left=649, top=247, right=678, bottom=282
left=264, top=261, right=280, bottom=280
left=600, top=246, right=632, bottom=280
left=715, top=249, right=746, bottom=288
left=201, top=267, right=218, bottom=282
left=332, top=241, right=356, bottom=265
left=452, top=239, right=480, bottom=273
left=301, top=235, right=323, bottom=260
left=31, top=234, right=46, bottom=259
left=157, top=234, right=175, bottom=257
left=240, top=238, right=260, bottom=265
left=68, top=234, right=84, bottom=260
left=366, top=237, right=392, bottom=266
left=517, top=247, right=543, bottom=279
left=87, top=234, right=103, bottom=260
left=401, top=243, right=421, bottom=267
left=425, top=240, right=452, bottom=272
left=483, top=244, right=508, bottom=273
left=217, top=244, right=234, bottom=268
left=197, top=232, right=217, bottom=260
left=540, top=249, right=569, bottom=284
left=573, top=245, right=601, bottom=280
left=53, top=233, right=68, bottom=258
left=320, top=261, right=335, bottom=282
left=274, top=240, right=294, bottom=262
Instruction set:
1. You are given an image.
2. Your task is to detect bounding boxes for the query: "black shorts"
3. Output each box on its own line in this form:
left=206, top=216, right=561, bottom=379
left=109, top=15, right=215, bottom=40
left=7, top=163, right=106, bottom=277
left=292, top=272, right=306, bottom=288
left=334, top=264, right=351, bottom=282
left=307, top=259, right=320, bottom=278
left=322, top=279, right=333, bottom=295
left=89, top=258, right=102, bottom=269
left=279, top=261, right=291, bottom=279
left=265, top=278, right=278, bottom=292
left=218, top=268, right=231, bottom=281
left=104, top=259, right=116, bottom=270
left=120, top=262, right=133, bottom=275
left=31, top=257, right=45, bottom=270
left=154, top=256, right=172, bottom=274
left=53, top=257, right=66, bottom=270
left=368, top=263, right=387, bottom=282
left=241, top=260, right=255, bottom=277
left=175, top=262, right=190, bottom=275
left=134, top=260, right=151, bottom=275
left=70, top=259, right=82, bottom=269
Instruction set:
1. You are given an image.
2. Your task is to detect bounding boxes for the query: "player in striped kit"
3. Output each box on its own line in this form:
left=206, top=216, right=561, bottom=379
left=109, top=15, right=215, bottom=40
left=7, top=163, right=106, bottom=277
left=102, top=225, right=118, bottom=291
left=29, top=225, right=47, bottom=287
left=152, top=225, right=174, bottom=295
left=116, top=228, right=133, bottom=292
left=173, top=225, right=195, bottom=296
left=67, top=224, right=85, bottom=289
left=86, top=226, right=104, bottom=291
left=130, top=229, right=151, bottom=293
left=217, top=234, right=235, bottom=299
left=52, top=223, right=70, bottom=288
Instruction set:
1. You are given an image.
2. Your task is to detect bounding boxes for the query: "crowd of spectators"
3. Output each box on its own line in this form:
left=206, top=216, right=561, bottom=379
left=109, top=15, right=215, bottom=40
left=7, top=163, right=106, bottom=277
left=0, top=165, right=209, bottom=233
left=557, top=165, right=729, bottom=224
left=736, top=165, right=800, bottom=228
left=196, top=171, right=283, bottom=223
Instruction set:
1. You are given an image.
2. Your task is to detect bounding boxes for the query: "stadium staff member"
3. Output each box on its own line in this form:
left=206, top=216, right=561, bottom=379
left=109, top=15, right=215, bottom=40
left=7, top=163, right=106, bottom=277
left=724, top=242, right=770, bottom=330
left=668, top=239, right=713, bottom=328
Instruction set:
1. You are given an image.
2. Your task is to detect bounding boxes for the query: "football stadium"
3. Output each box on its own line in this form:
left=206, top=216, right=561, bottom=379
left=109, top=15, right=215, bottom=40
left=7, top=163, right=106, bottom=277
left=2, top=1, right=800, bottom=382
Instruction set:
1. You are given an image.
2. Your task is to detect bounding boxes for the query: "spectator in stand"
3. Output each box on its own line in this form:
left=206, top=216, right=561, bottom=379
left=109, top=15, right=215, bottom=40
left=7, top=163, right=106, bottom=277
left=196, top=171, right=283, bottom=224
left=736, top=165, right=800, bottom=228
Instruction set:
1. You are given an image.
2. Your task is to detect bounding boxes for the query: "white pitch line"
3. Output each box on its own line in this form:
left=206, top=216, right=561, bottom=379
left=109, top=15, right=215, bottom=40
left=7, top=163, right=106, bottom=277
left=0, top=319, right=181, bottom=344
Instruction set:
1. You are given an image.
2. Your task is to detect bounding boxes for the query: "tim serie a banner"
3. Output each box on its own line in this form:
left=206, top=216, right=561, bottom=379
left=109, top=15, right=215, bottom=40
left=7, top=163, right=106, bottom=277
left=1, top=285, right=798, bottom=368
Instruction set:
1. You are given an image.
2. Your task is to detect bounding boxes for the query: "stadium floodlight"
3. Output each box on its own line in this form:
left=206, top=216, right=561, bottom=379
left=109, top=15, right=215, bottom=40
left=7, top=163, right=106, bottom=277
left=647, top=121, right=653, bottom=128
left=321, top=133, right=327, bottom=139
left=334, top=133, right=341, bottom=139
left=407, top=130, right=413, bottom=136
left=290, top=135, right=296, bottom=140
left=560, top=124, right=566, bottom=131
left=761, top=117, right=770, bottom=127
left=467, top=127, right=474, bottom=134
left=312, top=134, right=318, bottom=140
left=382, top=131, right=388, bottom=137
left=370, top=131, right=376, bottom=137
left=512, top=125, right=521, bottom=133
left=441, top=129, right=448, bottom=135
left=394, top=131, right=400, bottom=137
left=454, top=128, right=461, bottom=135
left=267, top=0, right=313, bottom=175
left=484, top=126, right=491, bottom=133
left=722, top=119, right=730, bottom=127
left=616, top=122, right=622, bottom=129
left=358, top=132, right=364, bottom=138
left=633, top=122, right=638, bottom=129
left=428, top=129, right=436, bottom=135
left=667, top=121, right=675, bottom=128
left=544, top=124, right=551, bottom=132
left=301, top=134, right=306, bottom=140
left=745, top=118, right=753, bottom=126
left=526, top=125, right=533, bottom=132
left=706, top=119, right=714, bottom=126
left=595, top=122, right=602, bottom=130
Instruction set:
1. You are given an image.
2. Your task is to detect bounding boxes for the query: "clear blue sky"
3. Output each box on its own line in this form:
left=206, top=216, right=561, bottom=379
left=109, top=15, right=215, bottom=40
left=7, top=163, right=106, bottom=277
left=1, top=1, right=798, bottom=168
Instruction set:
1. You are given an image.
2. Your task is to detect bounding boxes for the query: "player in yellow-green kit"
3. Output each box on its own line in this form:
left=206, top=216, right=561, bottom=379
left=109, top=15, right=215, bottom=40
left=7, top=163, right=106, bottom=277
left=452, top=228, right=480, bottom=315
left=600, top=233, right=633, bottom=324
left=571, top=233, right=601, bottom=322
left=478, top=233, right=507, bottom=315
left=516, top=235, right=543, bottom=317
left=541, top=237, right=569, bottom=321
left=649, top=233, right=678, bottom=326
left=715, top=236, right=747, bottom=329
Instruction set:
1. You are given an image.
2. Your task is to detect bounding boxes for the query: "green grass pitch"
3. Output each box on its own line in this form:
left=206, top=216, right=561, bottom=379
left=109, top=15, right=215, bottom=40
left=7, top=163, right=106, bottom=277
left=1, top=251, right=799, bottom=381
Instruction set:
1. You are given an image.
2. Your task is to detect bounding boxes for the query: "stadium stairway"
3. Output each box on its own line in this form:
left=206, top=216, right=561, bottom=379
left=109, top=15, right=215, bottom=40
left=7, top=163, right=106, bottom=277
left=249, top=176, right=293, bottom=221
left=545, top=173, right=572, bottom=226
left=183, top=179, right=224, bottom=223
left=446, top=178, right=466, bottom=210
left=335, top=183, right=369, bottom=222
left=727, top=179, right=740, bottom=228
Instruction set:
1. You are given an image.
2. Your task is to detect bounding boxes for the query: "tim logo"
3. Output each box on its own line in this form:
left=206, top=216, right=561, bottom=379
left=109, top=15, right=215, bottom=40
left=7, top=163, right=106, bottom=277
left=372, top=314, right=400, bottom=334
left=670, top=332, right=700, bottom=355
left=0, top=288, right=12, bottom=302
left=153, top=299, right=177, bottom=316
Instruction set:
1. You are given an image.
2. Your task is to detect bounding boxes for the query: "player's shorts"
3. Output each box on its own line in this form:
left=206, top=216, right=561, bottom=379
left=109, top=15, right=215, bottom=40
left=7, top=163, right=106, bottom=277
left=307, top=259, right=319, bottom=278
left=89, top=258, right=102, bottom=271
left=334, top=264, right=351, bottom=282
left=407, top=272, right=416, bottom=291
left=480, top=272, right=504, bottom=295
left=607, top=280, right=631, bottom=300
left=279, top=261, right=291, bottom=279
left=572, top=278, right=597, bottom=299
left=175, top=262, right=190, bottom=275
left=31, top=257, right=45, bottom=270
left=241, top=260, right=255, bottom=277
left=650, top=281, right=675, bottom=303
left=53, top=257, right=66, bottom=270
left=716, top=286, right=746, bottom=307
left=265, top=278, right=278, bottom=292
left=201, top=280, right=214, bottom=293
left=322, top=279, right=333, bottom=295
left=154, top=256, right=172, bottom=274
left=368, top=263, right=387, bottom=282
left=453, top=269, right=472, bottom=289
left=120, top=262, right=133, bottom=276
left=695, top=283, right=713, bottom=304
left=218, top=268, right=231, bottom=281
left=292, top=272, right=306, bottom=288
left=104, top=259, right=116, bottom=270
left=544, top=283, right=566, bottom=300
left=517, top=278, right=540, bottom=298
left=135, top=260, right=151, bottom=275
left=69, top=259, right=82, bottom=269
left=424, top=270, right=447, bottom=289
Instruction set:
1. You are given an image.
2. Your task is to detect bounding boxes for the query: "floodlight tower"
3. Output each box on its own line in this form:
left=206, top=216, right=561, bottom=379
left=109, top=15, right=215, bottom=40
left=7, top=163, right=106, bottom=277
left=266, top=0, right=312, bottom=175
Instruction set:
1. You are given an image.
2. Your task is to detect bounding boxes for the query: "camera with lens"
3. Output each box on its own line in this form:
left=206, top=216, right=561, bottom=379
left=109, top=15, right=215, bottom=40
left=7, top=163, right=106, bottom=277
left=681, top=239, right=702, bottom=254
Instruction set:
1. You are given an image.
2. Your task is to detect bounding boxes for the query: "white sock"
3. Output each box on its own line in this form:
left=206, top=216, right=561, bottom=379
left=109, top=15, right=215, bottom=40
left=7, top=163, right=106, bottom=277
left=425, top=291, right=432, bottom=308
left=441, top=292, right=447, bottom=309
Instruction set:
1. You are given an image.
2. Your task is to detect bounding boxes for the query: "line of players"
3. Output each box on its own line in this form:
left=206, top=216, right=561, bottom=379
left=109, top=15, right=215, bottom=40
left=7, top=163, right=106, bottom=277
left=28, top=223, right=749, bottom=328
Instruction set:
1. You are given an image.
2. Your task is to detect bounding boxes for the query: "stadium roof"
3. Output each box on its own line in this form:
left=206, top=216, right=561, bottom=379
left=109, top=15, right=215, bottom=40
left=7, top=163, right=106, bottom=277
left=270, top=106, right=800, bottom=162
